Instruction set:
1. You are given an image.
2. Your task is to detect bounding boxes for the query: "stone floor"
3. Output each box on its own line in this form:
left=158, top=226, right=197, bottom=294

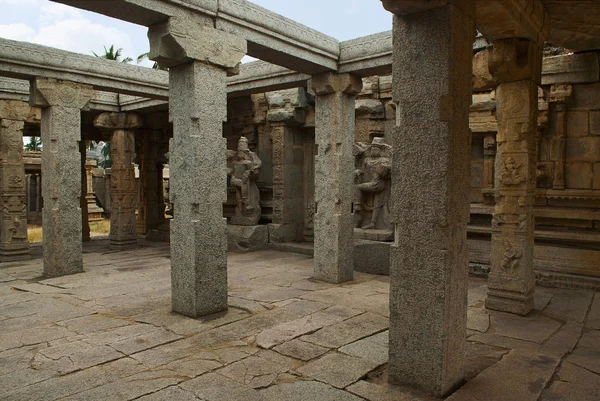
left=0, top=240, right=598, bottom=401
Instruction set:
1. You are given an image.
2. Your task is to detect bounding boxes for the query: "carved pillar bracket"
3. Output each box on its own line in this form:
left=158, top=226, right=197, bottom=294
left=94, top=112, right=142, bottom=249
left=548, top=84, right=573, bottom=190
left=149, top=18, right=247, bottom=317
left=30, top=78, right=93, bottom=277
left=309, top=73, right=362, bottom=284
left=486, top=38, right=543, bottom=316
left=384, top=1, right=475, bottom=396
left=0, top=100, right=31, bottom=261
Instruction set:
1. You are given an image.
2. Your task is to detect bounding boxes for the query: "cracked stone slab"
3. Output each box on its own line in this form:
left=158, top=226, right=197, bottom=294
left=566, top=330, right=600, bottom=374
left=56, top=314, right=132, bottom=335
left=296, top=351, right=381, bottom=389
left=467, top=307, right=490, bottom=333
left=490, top=313, right=562, bottom=343
left=256, top=305, right=361, bottom=349
left=261, top=380, right=364, bottom=401
left=540, top=361, right=600, bottom=401
left=542, top=289, right=594, bottom=323
left=235, top=286, right=309, bottom=303
left=346, top=380, right=436, bottom=401
left=585, top=293, right=600, bottom=330
left=180, top=372, right=263, bottom=401
left=447, top=349, right=560, bottom=401
left=135, top=386, right=200, bottom=401
left=300, top=312, right=389, bottom=348
left=216, top=349, right=299, bottom=388
left=273, top=339, right=329, bottom=361
left=338, top=331, right=389, bottom=366
left=0, top=323, right=73, bottom=351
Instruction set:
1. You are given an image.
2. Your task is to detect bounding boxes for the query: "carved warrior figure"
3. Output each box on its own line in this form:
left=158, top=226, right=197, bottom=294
left=354, top=137, right=392, bottom=230
left=500, top=157, right=525, bottom=186
left=227, top=137, right=262, bottom=226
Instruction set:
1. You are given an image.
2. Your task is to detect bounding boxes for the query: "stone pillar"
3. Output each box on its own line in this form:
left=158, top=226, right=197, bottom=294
left=136, top=131, right=161, bottom=235
left=384, top=1, right=475, bottom=396
left=94, top=112, right=142, bottom=250
left=0, top=101, right=31, bottom=261
left=80, top=140, right=90, bottom=242
left=30, top=79, right=93, bottom=276
left=486, top=39, right=542, bottom=315
left=309, top=73, right=362, bottom=284
left=149, top=18, right=246, bottom=317
left=85, top=159, right=104, bottom=221
left=35, top=173, right=42, bottom=213
left=549, top=84, right=573, bottom=190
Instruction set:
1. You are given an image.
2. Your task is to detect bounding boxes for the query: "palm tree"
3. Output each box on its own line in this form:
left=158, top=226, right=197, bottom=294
left=24, top=137, right=42, bottom=151
left=137, top=52, right=168, bottom=71
left=92, top=45, right=133, bottom=63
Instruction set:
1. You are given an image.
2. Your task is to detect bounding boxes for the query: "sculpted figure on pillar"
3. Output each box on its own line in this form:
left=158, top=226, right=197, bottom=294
left=353, top=137, right=392, bottom=230
left=227, top=136, right=262, bottom=226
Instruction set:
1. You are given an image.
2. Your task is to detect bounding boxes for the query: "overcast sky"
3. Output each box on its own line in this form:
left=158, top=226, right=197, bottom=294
left=0, top=0, right=392, bottom=67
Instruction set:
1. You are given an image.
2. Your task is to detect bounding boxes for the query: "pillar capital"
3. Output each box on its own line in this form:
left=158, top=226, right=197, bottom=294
left=488, top=38, right=543, bottom=85
left=93, top=112, right=143, bottom=130
left=30, top=78, right=93, bottom=110
left=148, top=16, right=246, bottom=70
left=309, top=72, right=362, bottom=96
left=0, top=100, right=33, bottom=121
left=548, top=84, right=573, bottom=104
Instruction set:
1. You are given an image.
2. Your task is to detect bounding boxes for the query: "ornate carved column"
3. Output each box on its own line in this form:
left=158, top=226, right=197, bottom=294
left=549, top=84, right=573, bottom=190
left=0, top=101, right=30, bottom=261
left=486, top=39, right=543, bottom=315
left=30, top=79, right=93, bottom=276
left=149, top=17, right=246, bottom=317
left=94, top=112, right=142, bottom=250
left=309, top=73, right=362, bottom=284
left=383, top=1, right=475, bottom=396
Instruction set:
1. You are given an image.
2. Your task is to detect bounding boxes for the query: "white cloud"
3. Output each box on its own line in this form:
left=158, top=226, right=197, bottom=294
left=0, top=23, right=37, bottom=42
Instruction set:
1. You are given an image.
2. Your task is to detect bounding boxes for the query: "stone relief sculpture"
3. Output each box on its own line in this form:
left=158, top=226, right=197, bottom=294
left=353, top=137, right=392, bottom=231
left=227, top=136, right=262, bottom=226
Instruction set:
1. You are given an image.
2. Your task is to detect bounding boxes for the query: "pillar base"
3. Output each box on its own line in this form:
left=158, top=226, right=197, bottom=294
left=0, top=250, right=31, bottom=263
left=109, top=239, right=138, bottom=251
left=485, top=289, right=534, bottom=316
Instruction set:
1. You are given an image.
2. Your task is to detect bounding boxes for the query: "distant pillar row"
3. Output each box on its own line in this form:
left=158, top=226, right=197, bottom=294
left=31, top=78, right=93, bottom=277
left=94, top=112, right=142, bottom=250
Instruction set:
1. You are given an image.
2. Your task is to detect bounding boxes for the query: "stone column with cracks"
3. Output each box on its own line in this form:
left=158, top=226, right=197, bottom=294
left=0, top=101, right=31, bottom=261
left=309, top=73, right=362, bottom=284
left=382, top=0, right=475, bottom=396
left=149, top=17, right=246, bottom=317
left=486, top=39, right=542, bottom=316
left=30, top=78, right=93, bottom=277
left=94, top=112, right=142, bottom=250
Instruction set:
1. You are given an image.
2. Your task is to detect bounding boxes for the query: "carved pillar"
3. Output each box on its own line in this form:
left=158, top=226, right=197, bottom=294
left=549, top=84, right=573, bottom=190
left=482, top=135, right=496, bottom=205
left=35, top=173, right=42, bottom=213
left=85, top=158, right=104, bottom=221
left=309, top=73, right=362, bottom=283
left=94, top=112, right=142, bottom=250
left=80, top=140, right=90, bottom=242
left=384, top=1, right=475, bottom=396
left=149, top=18, right=246, bottom=317
left=30, top=79, right=93, bottom=276
left=486, top=39, right=543, bottom=315
left=0, top=101, right=31, bottom=261
left=137, top=131, right=161, bottom=235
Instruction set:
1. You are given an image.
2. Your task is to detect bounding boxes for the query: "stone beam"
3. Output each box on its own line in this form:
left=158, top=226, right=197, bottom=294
left=227, top=61, right=310, bottom=98
left=338, top=32, right=393, bottom=77
left=475, top=0, right=549, bottom=45
left=0, top=39, right=169, bottom=100
left=51, top=0, right=339, bottom=74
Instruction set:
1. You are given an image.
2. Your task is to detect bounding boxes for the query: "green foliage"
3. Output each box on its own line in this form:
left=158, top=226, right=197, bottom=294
left=92, top=45, right=133, bottom=63
left=24, top=137, right=42, bottom=151
left=137, top=52, right=168, bottom=71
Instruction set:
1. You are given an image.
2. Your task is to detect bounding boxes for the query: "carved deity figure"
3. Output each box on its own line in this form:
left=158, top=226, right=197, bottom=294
left=500, top=157, right=525, bottom=186
left=354, top=137, right=392, bottom=230
left=227, top=136, right=262, bottom=226
left=501, top=240, right=522, bottom=270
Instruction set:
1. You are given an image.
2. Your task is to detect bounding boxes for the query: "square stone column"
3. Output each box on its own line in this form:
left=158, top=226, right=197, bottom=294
left=0, top=101, right=31, bottom=261
left=149, top=17, right=246, bottom=317
left=486, top=39, right=542, bottom=316
left=30, top=79, right=93, bottom=277
left=383, top=1, right=475, bottom=396
left=94, top=112, right=143, bottom=250
left=309, top=73, right=362, bottom=284
left=136, top=131, right=161, bottom=235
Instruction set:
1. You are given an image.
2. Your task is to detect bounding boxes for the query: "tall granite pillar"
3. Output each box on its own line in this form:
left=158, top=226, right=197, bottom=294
left=383, top=1, right=475, bottom=396
left=30, top=79, right=93, bottom=276
left=309, top=73, right=362, bottom=283
left=149, top=18, right=246, bottom=317
left=94, top=112, right=142, bottom=250
left=0, top=101, right=31, bottom=261
left=80, top=140, right=90, bottom=242
left=486, top=39, right=542, bottom=315
left=136, top=131, right=162, bottom=235
left=549, top=84, right=573, bottom=190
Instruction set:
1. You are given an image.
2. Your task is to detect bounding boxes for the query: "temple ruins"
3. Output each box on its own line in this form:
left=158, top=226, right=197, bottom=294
left=0, top=0, right=599, bottom=399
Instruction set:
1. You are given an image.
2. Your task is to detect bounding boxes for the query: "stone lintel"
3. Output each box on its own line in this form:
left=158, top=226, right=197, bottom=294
left=93, top=112, right=143, bottom=130
left=148, top=16, right=246, bottom=70
left=0, top=99, right=33, bottom=122
left=381, top=0, right=448, bottom=16
left=475, top=0, right=549, bottom=45
left=488, top=38, right=543, bottom=85
left=30, top=78, right=93, bottom=110
left=308, top=72, right=362, bottom=96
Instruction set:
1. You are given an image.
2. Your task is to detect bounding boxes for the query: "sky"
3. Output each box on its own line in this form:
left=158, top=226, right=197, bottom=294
left=0, top=0, right=393, bottom=68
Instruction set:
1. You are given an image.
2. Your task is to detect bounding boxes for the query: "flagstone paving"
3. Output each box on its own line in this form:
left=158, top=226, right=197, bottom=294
left=0, top=239, right=598, bottom=400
